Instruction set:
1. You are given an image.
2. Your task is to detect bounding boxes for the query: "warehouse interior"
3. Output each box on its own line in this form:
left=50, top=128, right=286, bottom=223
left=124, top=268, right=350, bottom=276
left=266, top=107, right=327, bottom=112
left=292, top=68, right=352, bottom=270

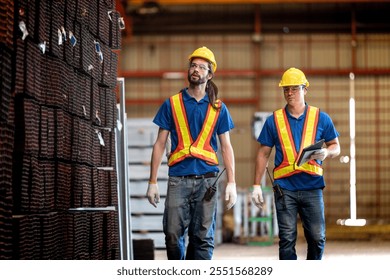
left=1, top=0, right=390, bottom=260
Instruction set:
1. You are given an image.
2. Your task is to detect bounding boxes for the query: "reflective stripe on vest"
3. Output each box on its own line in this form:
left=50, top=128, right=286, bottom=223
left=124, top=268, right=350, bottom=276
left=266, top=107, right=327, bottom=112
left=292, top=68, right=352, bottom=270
left=273, top=106, right=323, bottom=179
left=168, top=93, right=221, bottom=166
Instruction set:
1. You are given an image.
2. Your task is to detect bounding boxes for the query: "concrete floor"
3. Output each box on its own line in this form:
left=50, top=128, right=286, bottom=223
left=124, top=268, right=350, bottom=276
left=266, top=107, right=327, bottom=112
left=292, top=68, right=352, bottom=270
left=154, top=224, right=390, bottom=260
left=154, top=240, right=390, bottom=260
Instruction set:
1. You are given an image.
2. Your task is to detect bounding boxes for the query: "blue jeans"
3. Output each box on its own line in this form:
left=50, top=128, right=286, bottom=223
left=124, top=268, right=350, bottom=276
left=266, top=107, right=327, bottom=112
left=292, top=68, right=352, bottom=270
left=275, top=188, right=326, bottom=260
left=163, top=176, right=218, bottom=260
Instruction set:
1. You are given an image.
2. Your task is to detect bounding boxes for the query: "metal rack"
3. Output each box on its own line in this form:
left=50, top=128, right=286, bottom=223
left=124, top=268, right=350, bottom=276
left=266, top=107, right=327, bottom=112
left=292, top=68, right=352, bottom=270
left=115, top=77, right=134, bottom=260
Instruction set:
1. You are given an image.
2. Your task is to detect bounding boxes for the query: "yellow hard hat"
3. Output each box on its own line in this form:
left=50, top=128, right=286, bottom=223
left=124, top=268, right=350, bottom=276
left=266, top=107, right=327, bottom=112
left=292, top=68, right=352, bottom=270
left=279, top=67, right=309, bottom=88
left=188, top=46, right=217, bottom=73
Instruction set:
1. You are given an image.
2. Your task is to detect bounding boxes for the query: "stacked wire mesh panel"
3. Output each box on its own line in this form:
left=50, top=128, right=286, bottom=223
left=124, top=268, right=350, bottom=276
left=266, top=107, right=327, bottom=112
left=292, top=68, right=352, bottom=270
left=0, top=0, right=15, bottom=260
left=2, top=0, right=122, bottom=259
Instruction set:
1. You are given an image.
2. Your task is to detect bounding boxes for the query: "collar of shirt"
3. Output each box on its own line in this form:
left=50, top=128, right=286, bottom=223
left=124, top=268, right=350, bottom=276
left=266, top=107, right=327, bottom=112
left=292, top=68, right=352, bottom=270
left=284, top=103, right=308, bottom=120
left=182, top=88, right=210, bottom=104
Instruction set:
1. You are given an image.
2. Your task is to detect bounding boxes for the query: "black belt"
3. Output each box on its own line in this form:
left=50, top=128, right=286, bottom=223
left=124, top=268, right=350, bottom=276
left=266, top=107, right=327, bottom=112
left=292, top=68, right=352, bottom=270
left=180, top=172, right=218, bottom=179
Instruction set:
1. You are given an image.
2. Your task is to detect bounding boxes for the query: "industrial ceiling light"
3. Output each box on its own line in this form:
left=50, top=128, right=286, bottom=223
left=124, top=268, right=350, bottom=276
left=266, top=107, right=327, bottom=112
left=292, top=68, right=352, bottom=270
left=137, top=1, right=161, bottom=15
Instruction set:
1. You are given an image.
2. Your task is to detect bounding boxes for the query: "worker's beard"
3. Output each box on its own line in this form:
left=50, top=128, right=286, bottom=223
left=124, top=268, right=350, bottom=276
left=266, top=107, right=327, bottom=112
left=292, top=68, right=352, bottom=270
left=188, top=72, right=208, bottom=86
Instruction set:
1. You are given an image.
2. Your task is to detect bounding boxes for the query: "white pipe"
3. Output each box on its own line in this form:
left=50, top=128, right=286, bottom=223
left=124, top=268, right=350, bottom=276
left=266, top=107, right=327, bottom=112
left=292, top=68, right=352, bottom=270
left=337, top=73, right=366, bottom=226
left=349, top=73, right=357, bottom=220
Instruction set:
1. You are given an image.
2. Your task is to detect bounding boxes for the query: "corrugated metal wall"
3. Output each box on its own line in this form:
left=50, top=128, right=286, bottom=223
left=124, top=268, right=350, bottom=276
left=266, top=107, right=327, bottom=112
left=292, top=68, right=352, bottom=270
left=120, top=32, right=390, bottom=223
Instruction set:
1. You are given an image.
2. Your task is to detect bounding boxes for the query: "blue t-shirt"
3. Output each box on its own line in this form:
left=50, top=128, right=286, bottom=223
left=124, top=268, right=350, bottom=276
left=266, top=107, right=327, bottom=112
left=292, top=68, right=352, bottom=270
left=258, top=104, right=340, bottom=191
left=153, top=88, right=235, bottom=176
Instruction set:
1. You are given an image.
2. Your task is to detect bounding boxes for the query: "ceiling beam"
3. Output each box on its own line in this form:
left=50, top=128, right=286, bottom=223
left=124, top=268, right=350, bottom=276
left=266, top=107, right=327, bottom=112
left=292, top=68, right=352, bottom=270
left=119, top=68, right=390, bottom=79
left=128, top=0, right=388, bottom=5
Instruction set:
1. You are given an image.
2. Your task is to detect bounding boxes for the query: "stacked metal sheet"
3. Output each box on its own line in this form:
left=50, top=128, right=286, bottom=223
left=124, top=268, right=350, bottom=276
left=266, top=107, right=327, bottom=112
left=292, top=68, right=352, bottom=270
left=0, top=125, right=14, bottom=190
left=54, top=161, right=72, bottom=210
left=36, top=0, right=50, bottom=45
left=70, top=71, right=91, bottom=119
left=109, top=10, right=122, bottom=50
left=0, top=0, right=15, bottom=259
left=99, top=42, right=117, bottom=88
left=41, top=212, right=62, bottom=259
left=12, top=215, right=40, bottom=259
left=14, top=98, right=40, bottom=155
left=94, top=169, right=118, bottom=207
left=47, top=0, right=65, bottom=59
left=71, top=212, right=90, bottom=259
left=0, top=187, right=13, bottom=259
left=75, top=0, right=89, bottom=27
left=98, top=0, right=110, bottom=46
left=90, top=87, right=117, bottom=129
left=19, top=155, right=43, bottom=212
left=0, top=0, right=14, bottom=50
left=105, top=211, right=119, bottom=260
left=40, top=160, right=56, bottom=210
left=5, top=0, right=122, bottom=259
left=91, top=83, right=103, bottom=126
left=55, top=109, right=73, bottom=161
left=15, top=40, right=45, bottom=102
left=39, top=106, right=56, bottom=158
left=14, top=0, right=38, bottom=42
left=71, top=117, right=94, bottom=165
left=89, top=213, right=104, bottom=259
left=71, top=164, right=92, bottom=208
left=0, top=46, right=14, bottom=124
left=87, top=0, right=99, bottom=38
left=43, top=57, right=70, bottom=109
left=104, top=88, right=117, bottom=129
left=104, top=129, right=117, bottom=168
left=61, top=211, right=119, bottom=260
left=80, top=24, right=95, bottom=76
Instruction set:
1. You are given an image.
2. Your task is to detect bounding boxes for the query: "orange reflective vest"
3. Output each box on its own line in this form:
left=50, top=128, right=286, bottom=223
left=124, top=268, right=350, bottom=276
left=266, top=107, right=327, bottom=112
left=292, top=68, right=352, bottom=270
left=168, top=92, right=221, bottom=166
left=273, top=106, right=323, bottom=179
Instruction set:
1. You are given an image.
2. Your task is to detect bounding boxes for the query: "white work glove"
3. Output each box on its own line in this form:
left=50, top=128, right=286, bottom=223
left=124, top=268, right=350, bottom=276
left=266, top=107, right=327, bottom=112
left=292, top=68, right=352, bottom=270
left=251, top=185, right=264, bottom=209
left=225, top=182, right=237, bottom=210
left=146, top=182, right=160, bottom=208
left=312, top=148, right=329, bottom=161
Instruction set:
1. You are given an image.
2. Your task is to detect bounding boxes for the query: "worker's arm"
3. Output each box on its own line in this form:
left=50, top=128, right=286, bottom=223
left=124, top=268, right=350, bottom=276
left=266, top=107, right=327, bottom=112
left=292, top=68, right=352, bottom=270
left=253, top=144, right=273, bottom=185
left=218, top=131, right=237, bottom=210
left=147, top=128, right=169, bottom=207
left=252, top=144, right=273, bottom=208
